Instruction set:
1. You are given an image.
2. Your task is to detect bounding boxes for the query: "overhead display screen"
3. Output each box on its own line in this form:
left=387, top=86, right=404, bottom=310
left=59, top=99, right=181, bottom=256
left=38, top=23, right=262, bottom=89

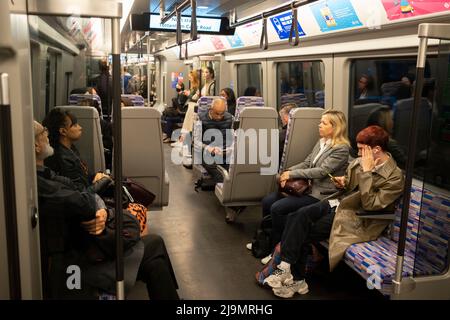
left=150, top=14, right=221, bottom=32
left=131, top=13, right=235, bottom=35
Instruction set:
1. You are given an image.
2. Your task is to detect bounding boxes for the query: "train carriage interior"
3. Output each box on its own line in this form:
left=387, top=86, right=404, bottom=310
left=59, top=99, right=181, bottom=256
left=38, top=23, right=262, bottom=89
left=1, top=0, right=449, bottom=302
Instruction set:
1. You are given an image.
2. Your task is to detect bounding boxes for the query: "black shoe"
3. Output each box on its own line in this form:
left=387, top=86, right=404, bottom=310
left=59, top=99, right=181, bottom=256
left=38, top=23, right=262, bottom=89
left=183, top=163, right=193, bottom=169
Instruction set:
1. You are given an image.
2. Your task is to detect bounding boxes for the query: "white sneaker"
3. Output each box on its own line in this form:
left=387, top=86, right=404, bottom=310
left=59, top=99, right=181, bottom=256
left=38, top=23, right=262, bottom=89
left=246, top=243, right=252, bottom=250
left=171, top=141, right=182, bottom=148
left=261, top=254, right=272, bottom=265
left=272, top=280, right=309, bottom=298
left=263, top=267, right=293, bottom=289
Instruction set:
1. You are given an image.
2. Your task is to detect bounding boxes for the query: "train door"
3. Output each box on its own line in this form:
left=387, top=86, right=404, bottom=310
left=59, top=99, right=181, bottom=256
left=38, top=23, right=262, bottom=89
left=1, top=0, right=43, bottom=299
left=194, top=55, right=221, bottom=96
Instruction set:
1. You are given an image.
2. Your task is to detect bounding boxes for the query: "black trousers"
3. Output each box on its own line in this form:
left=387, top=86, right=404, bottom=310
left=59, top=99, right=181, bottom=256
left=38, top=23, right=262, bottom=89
left=202, top=162, right=229, bottom=183
left=137, top=234, right=180, bottom=300
left=264, top=192, right=319, bottom=248
left=280, top=201, right=336, bottom=280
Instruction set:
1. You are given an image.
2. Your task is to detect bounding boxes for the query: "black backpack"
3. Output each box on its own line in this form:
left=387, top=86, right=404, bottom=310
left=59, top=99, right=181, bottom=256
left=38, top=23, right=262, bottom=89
left=251, top=215, right=273, bottom=259
left=194, top=177, right=216, bottom=192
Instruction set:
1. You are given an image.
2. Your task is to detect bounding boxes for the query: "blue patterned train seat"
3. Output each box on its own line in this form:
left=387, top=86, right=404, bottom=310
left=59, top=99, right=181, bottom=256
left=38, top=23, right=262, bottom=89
left=343, top=181, right=450, bottom=296
left=280, top=93, right=308, bottom=108
left=234, top=96, right=264, bottom=121
left=121, top=94, right=145, bottom=106
left=69, top=93, right=102, bottom=108
left=197, top=96, right=223, bottom=115
left=278, top=108, right=296, bottom=172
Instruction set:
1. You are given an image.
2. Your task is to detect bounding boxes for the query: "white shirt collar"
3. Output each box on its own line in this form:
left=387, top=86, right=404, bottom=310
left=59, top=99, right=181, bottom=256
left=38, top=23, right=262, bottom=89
left=320, top=138, right=332, bottom=149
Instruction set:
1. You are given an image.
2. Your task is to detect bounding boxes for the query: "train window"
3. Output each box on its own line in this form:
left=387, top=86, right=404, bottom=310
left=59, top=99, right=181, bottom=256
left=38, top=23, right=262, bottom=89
left=237, top=63, right=262, bottom=97
left=277, top=61, right=325, bottom=110
left=348, top=57, right=439, bottom=176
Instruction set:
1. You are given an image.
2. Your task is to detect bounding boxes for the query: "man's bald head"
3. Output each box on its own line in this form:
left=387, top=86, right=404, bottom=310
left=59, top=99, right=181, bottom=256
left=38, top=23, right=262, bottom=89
left=209, top=98, right=227, bottom=121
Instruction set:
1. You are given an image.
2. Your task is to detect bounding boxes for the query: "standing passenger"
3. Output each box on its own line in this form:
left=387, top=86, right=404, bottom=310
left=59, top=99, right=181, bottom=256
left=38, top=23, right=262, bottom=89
left=201, top=67, right=216, bottom=97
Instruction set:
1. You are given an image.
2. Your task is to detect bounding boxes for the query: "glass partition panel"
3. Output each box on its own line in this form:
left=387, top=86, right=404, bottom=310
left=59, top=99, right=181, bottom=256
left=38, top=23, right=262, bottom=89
left=413, top=39, right=450, bottom=277
left=349, top=57, right=439, bottom=171
left=276, top=61, right=324, bottom=110
left=28, top=14, right=118, bottom=299
left=237, top=63, right=262, bottom=98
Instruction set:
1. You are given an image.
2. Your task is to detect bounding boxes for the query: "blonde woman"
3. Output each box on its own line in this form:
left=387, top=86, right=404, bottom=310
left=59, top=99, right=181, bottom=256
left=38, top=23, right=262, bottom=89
left=171, top=71, right=201, bottom=148
left=250, top=110, right=350, bottom=258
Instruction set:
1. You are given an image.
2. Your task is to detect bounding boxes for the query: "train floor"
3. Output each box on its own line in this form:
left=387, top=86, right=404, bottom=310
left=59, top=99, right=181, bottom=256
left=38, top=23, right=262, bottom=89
left=128, top=145, right=386, bottom=300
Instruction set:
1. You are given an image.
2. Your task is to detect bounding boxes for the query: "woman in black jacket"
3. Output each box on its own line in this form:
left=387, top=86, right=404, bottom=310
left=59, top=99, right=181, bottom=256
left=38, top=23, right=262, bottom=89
left=43, top=108, right=111, bottom=193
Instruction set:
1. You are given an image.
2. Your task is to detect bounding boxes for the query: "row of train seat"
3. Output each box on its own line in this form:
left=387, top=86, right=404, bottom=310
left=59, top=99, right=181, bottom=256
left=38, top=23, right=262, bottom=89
left=56, top=105, right=169, bottom=208
left=69, top=93, right=145, bottom=108
left=343, top=179, right=449, bottom=296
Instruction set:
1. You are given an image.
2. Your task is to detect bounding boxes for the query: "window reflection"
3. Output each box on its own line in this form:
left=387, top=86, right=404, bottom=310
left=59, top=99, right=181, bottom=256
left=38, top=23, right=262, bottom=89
left=237, top=64, right=262, bottom=97
left=349, top=58, right=441, bottom=185
left=277, top=61, right=325, bottom=110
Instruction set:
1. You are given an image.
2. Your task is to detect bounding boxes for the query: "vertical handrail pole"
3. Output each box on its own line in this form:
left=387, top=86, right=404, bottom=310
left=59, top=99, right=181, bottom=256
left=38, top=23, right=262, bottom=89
left=112, top=16, right=125, bottom=300
left=392, top=36, right=428, bottom=295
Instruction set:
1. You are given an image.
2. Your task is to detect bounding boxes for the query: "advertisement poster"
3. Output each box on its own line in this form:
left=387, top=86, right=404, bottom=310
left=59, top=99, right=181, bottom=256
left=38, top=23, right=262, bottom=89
left=310, top=0, right=362, bottom=32
left=171, top=72, right=183, bottom=89
left=238, top=21, right=262, bottom=47
left=381, top=0, right=450, bottom=20
left=226, top=34, right=244, bottom=48
left=210, top=36, right=226, bottom=50
left=270, top=11, right=306, bottom=40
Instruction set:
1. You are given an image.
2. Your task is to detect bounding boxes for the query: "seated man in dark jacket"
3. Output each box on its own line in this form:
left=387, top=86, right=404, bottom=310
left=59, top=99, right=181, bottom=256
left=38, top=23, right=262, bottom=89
left=34, top=120, right=179, bottom=300
left=195, top=98, right=233, bottom=183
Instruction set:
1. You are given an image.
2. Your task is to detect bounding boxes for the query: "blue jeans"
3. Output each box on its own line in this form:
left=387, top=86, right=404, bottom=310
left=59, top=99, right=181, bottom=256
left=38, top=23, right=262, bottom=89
left=261, top=192, right=319, bottom=247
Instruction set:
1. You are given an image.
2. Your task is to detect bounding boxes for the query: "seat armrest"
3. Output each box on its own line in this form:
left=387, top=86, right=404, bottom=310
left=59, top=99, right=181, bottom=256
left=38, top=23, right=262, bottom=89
left=355, top=211, right=395, bottom=220
left=216, top=165, right=230, bottom=181
left=321, top=190, right=345, bottom=201
left=320, top=190, right=338, bottom=195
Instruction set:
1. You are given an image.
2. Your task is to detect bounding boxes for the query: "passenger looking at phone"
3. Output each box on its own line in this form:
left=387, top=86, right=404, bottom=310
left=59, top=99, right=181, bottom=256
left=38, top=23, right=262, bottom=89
left=261, top=125, right=404, bottom=298
left=197, top=98, right=233, bottom=184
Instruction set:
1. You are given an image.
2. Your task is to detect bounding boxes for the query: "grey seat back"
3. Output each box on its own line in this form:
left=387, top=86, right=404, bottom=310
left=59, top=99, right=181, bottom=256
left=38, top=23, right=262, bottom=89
left=280, top=107, right=323, bottom=172
left=349, top=103, right=384, bottom=142
left=216, top=107, right=278, bottom=205
left=57, top=106, right=105, bottom=173
left=121, top=107, right=169, bottom=208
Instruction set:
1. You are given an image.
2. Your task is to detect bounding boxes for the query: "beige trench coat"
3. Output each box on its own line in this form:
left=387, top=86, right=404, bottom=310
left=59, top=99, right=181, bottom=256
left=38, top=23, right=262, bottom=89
left=328, top=155, right=404, bottom=270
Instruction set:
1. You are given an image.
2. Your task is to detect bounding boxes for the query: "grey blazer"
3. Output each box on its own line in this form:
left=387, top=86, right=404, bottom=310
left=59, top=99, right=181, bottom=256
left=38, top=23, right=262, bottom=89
left=287, top=141, right=349, bottom=200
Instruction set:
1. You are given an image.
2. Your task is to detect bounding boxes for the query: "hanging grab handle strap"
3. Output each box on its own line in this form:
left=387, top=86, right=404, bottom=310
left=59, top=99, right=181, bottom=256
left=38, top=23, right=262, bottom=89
left=259, top=16, right=269, bottom=50
left=289, top=4, right=299, bottom=46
